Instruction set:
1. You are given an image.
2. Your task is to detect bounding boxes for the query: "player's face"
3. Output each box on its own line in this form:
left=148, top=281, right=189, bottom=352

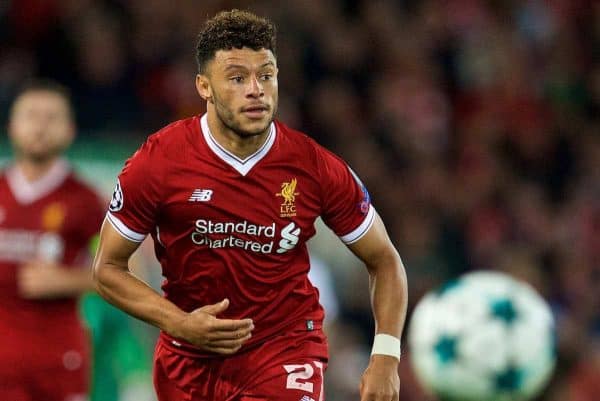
left=8, top=91, right=74, bottom=162
left=198, top=47, right=278, bottom=138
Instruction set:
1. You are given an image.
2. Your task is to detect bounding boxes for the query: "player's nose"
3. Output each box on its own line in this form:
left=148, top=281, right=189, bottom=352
left=246, top=76, right=264, bottom=98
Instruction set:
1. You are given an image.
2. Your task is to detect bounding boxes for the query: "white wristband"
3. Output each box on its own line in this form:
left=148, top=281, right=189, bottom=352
left=371, top=333, right=401, bottom=360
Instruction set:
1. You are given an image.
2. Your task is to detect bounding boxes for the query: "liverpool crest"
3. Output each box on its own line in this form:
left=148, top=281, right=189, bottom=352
left=276, top=178, right=299, bottom=218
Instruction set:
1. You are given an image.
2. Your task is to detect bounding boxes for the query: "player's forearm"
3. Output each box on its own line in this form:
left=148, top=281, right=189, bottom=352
left=367, top=249, right=408, bottom=338
left=348, top=214, right=408, bottom=339
left=18, top=263, right=95, bottom=299
left=93, top=262, right=186, bottom=334
left=57, top=267, right=95, bottom=295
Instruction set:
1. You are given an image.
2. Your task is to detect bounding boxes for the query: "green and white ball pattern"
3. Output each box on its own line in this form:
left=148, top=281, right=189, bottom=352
left=408, top=271, right=556, bottom=401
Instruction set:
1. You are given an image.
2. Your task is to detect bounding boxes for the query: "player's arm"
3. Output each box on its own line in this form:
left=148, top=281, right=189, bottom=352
left=92, top=218, right=254, bottom=355
left=18, top=260, right=94, bottom=299
left=347, top=212, right=407, bottom=401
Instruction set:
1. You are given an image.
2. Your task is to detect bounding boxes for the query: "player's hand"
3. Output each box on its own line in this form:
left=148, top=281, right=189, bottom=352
left=18, top=260, right=72, bottom=299
left=359, top=355, right=400, bottom=401
left=172, top=298, right=254, bottom=355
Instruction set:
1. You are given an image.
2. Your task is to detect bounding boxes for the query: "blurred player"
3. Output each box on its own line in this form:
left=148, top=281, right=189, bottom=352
left=0, top=81, right=105, bottom=400
left=93, top=9, right=408, bottom=401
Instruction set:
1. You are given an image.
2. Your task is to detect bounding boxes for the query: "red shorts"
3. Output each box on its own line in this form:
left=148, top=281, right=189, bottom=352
left=153, top=321, right=328, bottom=401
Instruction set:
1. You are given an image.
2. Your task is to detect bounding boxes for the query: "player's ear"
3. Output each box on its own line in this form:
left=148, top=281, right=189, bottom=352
left=64, top=120, right=76, bottom=148
left=56, top=117, right=76, bottom=154
left=196, top=74, right=213, bottom=104
left=61, top=102, right=76, bottom=150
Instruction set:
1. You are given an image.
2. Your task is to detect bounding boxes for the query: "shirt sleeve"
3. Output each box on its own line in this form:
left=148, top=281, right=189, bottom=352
left=106, top=138, right=163, bottom=243
left=73, top=191, right=107, bottom=265
left=83, top=194, right=107, bottom=242
left=316, top=145, right=375, bottom=244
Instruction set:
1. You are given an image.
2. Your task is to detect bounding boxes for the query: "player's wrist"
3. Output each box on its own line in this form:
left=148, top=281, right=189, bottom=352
left=161, top=308, right=190, bottom=339
left=366, top=354, right=400, bottom=380
left=371, top=333, right=401, bottom=360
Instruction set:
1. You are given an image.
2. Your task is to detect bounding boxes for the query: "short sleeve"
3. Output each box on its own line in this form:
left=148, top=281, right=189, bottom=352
left=74, top=190, right=106, bottom=263
left=81, top=193, right=106, bottom=241
left=106, top=139, right=163, bottom=242
left=317, top=146, right=375, bottom=244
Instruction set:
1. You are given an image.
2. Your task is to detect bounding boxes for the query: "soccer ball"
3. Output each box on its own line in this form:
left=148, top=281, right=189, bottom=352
left=408, top=271, right=556, bottom=401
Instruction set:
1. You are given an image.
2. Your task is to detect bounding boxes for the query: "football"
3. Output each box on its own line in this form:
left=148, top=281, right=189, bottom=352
left=408, top=271, right=556, bottom=401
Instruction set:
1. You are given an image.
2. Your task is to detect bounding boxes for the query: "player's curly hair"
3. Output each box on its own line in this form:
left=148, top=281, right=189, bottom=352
left=196, top=9, right=277, bottom=73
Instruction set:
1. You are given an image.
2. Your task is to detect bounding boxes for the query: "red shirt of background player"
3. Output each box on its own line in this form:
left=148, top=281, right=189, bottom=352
left=0, top=161, right=104, bottom=395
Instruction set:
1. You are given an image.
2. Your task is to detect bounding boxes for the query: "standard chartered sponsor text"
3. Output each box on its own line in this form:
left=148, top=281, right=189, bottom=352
left=0, top=229, right=64, bottom=262
left=191, top=219, right=299, bottom=254
left=192, top=219, right=276, bottom=254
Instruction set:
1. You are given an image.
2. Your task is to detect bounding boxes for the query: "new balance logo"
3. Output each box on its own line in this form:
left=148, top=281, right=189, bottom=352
left=188, top=189, right=213, bottom=202
left=300, top=396, right=315, bottom=401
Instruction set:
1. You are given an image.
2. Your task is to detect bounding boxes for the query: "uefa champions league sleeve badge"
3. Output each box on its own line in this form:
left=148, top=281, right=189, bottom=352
left=109, top=180, right=124, bottom=212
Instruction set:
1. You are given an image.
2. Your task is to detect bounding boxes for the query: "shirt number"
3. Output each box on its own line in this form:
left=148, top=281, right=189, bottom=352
left=283, top=361, right=324, bottom=393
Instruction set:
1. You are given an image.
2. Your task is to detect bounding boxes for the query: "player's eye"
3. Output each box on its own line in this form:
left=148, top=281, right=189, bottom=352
left=260, top=74, right=273, bottom=81
left=230, top=76, right=244, bottom=83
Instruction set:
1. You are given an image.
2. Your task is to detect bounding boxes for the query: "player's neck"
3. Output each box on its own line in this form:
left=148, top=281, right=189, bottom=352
left=206, top=112, right=270, bottom=160
left=15, top=157, right=61, bottom=183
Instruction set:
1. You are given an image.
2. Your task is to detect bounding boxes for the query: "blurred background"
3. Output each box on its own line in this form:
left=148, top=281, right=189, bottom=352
left=0, top=0, right=598, bottom=400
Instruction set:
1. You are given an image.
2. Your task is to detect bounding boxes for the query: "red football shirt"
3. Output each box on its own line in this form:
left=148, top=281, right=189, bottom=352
left=107, top=114, right=374, bottom=355
left=0, top=160, right=104, bottom=368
